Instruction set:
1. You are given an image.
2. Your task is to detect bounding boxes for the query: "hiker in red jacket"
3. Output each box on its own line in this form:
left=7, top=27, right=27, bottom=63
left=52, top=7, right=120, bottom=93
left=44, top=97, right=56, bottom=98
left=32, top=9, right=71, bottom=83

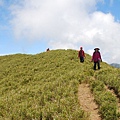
left=91, top=48, right=102, bottom=70
left=78, top=47, right=85, bottom=63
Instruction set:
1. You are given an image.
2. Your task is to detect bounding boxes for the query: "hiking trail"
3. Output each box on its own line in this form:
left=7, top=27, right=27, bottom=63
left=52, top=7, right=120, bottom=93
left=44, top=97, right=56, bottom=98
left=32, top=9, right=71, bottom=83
left=78, top=83, right=101, bottom=120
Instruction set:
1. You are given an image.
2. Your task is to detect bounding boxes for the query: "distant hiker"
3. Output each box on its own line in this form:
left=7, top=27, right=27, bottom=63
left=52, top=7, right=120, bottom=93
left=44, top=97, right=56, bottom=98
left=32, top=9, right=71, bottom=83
left=91, top=48, right=102, bottom=70
left=78, top=46, right=85, bottom=63
left=46, top=48, right=50, bottom=52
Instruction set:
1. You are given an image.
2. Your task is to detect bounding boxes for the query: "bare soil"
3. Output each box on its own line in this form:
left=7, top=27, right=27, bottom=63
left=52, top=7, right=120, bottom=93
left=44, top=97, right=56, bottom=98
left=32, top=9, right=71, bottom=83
left=78, top=83, right=101, bottom=120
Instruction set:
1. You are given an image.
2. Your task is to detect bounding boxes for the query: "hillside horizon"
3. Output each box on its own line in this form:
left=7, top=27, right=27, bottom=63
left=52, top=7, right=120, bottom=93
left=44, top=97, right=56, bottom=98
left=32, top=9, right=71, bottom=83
left=1, top=48, right=119, bottom=66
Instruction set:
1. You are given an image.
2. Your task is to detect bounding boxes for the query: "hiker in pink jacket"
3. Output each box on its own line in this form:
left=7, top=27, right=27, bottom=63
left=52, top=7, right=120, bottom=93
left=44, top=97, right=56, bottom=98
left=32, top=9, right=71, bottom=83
left=91, top=48, right=102, bottom=70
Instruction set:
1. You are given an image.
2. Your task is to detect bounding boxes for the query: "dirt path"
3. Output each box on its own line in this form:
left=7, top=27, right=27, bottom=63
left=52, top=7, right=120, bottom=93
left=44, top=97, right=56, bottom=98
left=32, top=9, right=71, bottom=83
left=78, top=83, right=101, bottom=120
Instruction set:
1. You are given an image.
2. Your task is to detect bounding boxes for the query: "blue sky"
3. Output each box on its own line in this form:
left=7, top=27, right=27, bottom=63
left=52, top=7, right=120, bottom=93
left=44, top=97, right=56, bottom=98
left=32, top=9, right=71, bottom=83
left=97, top=0, right=120, bottom=21
left=0, top=0, right=120, bottom=64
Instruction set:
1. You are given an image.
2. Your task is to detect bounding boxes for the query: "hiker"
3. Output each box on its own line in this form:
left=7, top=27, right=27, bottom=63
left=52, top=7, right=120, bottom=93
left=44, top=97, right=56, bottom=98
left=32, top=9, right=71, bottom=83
left=46, top=48, right=50, bottom=52
left=91, top=48, right=102, bottom=70
left=78, top=46, right=85, bottom=63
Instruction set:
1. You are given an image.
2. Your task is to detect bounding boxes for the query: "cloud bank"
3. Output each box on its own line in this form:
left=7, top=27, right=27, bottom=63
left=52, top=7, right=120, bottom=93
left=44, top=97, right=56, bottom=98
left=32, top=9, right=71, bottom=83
left=9, top=0, right=120, bottom=63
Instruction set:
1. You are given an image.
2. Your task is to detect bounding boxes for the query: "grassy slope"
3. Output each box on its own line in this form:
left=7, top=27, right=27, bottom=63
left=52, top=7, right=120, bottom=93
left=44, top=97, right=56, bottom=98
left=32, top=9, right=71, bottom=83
left=0, top=49, right=120, bottom=120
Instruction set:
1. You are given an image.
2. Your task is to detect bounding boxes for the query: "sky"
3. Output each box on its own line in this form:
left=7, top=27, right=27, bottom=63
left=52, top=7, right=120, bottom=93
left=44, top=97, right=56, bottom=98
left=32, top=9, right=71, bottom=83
left=0, top=0, right=120, bottom=64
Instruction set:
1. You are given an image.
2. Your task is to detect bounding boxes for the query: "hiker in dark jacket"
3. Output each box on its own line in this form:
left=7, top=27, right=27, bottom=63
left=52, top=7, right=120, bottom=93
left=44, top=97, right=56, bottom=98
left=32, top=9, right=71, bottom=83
left=46, top=48, right=50, bottom=52
left=78, top=47, right=85, bottom=63
left=91, top=48, right=102, bottom=70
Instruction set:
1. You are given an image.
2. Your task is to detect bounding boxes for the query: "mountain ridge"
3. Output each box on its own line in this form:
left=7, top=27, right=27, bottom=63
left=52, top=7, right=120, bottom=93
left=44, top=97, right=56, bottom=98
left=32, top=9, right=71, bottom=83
left=110, top=63, right=120, bottom=68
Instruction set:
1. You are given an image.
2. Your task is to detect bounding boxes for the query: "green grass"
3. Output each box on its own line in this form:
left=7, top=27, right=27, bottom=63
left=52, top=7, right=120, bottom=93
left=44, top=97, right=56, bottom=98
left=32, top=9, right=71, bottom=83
left=0, top=49, right=120, bottom=120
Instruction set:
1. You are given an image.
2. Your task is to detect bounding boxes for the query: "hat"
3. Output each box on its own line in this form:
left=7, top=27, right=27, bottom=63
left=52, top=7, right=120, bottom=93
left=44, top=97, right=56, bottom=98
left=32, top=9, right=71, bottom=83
left=94, top=48, right=100, bottom=50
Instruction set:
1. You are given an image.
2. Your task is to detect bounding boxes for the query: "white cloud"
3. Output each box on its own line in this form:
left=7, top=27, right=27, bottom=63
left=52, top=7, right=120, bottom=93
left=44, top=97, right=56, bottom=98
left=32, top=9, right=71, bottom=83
left=9, top=0, right=120, bottom=64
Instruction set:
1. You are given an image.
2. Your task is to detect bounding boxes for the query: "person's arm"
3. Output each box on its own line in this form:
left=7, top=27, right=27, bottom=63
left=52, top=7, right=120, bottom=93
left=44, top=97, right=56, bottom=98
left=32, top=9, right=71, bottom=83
left=99, top=52, right=102, bottom=61
left=83, top=51, right=85, bottom=57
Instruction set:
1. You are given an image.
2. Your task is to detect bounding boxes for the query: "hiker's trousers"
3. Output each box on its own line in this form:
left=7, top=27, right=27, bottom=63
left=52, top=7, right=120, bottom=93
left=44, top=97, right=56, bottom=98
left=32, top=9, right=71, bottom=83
left=94, top=61, right=100, bottom=70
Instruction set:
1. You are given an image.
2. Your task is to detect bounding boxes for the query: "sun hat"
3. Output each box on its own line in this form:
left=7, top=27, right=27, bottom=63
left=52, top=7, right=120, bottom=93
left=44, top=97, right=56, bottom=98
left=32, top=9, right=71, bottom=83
left=94, top=48, right=100, bottom=50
